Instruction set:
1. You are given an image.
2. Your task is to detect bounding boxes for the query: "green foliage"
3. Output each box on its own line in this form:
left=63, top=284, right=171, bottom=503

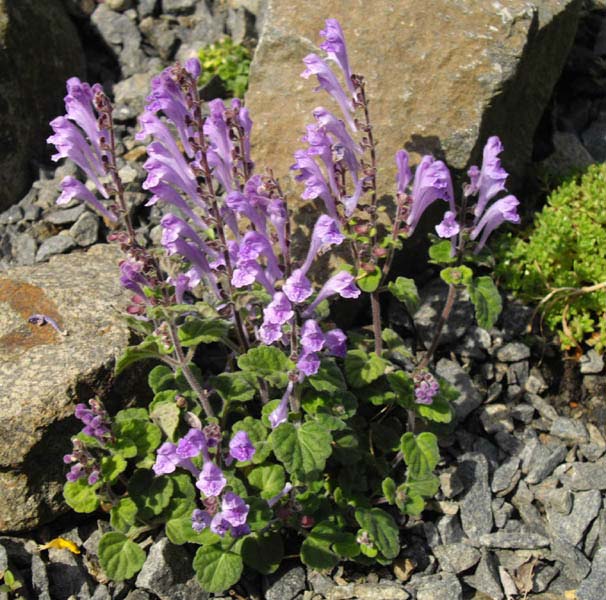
left=98, top=533, right=146, bottom=581
left=193, top=546, right=243, bottom=593
left=198, top=38, right=251, bottom=98
left=495, top=163, right=606, bottom=350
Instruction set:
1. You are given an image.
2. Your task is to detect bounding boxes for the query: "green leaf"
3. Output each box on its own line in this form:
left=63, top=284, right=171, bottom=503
left=387, top=371, right=414, bottom=407
left=115, top=337, right=163, bottom=374
left=307, top=359, right=346, bottom=393
left=356, top=266, right=382, bottom=292
left=115, top=408, right=149, bottom=422
left=246, top=497, right=273, bottom=532
left=63, top=479, right=99, bottom=513
left=163, top=472, right=197, bottom=520
left=98, top=532, right=146, bottom=581
left=301, top=520, right=360, bottom=570
left=300, top=536, right=339, bottom=571
left=211, top=372, right=257, bottom=403
left=178, top=318, right=231, bottom=347
left=467, top=276, right=502, bottom=330
left=429, top=240, right=456, bottom=264
left=110, top=497, right=138, bottom=534
left=128, top=470, right=175, bottom=520
left=237, top=346, right=294, bottom=388
left=416, top=391, right=453, bottom=423
left=381, top=328, right=413, bottom=359
left=193, top=546, right=243, bottom=593
left=354, top=508, right=400, bottom=559
left=241, top=531, right=283, bottom=575
left=150, top=401, right=181, bottom=441
left=400, top=432, right=440, bottom=479
left=114, top=419, right=162, bottom=460
left=100, top=454, right=127, bottom=484
left=247, top=465, right=285, bottom=500
left=397, top=476, right=440, bottom=516
left=165, top=516, right=212, bottom=545
left=382, top=477, right=396, bottom=504
left=388, top=277, right=420, bottom=314
left=270, top=422, right=332, bottom=481
left=344, top=350, right=386, bottom=388
left=440, top=265, right=473, bottom=286
left=112, top=437, right=138, bottom=459
left=148, top=365, right=174, bottom=394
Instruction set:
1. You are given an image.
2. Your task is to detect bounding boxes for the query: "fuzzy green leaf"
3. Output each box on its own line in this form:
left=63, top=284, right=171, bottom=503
left=429, top=240, right=456, bottom=264
left=237, top=346, right=294, bottom=388
left=150, top=401, right=180, bottom=441
left=247, top=465, right=285, bottom=500
left=193, top=546, right=243, bottom=594
left=63, top=479, right=99, bottom=513
left=98, top=532, right=146, bottom=581
left=100, top=454, right=127, bottom=483
left=440, top=265, right=473, bottom=286
left=128, top=470, right=174, bottom=520
left=307, top=359, right=346, bottom=393
left=354, top=508, right=400, bottom=559
left=356, top=266, right=382, bottom=292
left=400, top=432, right=440, bottom=479
left=148, top=365, right=174, bottom=394
left=344, top=350, right=387, bottom=388
left=115, top=337, right=163, bottom=374
left=211, top=372, right=257, bottom=403
left=388, top=277, right=420, bottom=314
left=467, top=276, right=502, bottom=330
left=241, top=531, right=284, bottom=575
left=178, top=318, right=231, bottom=347
left=110, top=497, right=138, bottom=534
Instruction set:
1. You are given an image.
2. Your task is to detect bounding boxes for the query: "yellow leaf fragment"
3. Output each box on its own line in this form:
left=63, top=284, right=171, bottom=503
left=39, top=537, right=81, bottom=554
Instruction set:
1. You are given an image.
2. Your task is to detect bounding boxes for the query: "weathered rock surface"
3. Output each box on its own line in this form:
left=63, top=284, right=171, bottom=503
left=0, top=244, right=130, bottom=532
left=246, top=0, right=581, bottom=198
left=0, top=0, right=85, bottom=212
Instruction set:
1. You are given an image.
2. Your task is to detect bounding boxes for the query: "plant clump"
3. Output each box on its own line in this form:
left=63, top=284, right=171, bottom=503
left=197, top=37, right=251, bottom=98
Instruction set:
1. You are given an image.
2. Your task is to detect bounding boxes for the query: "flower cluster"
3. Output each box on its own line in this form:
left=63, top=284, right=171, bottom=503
left=413, top=371, right=440, bottom=405
left=152, top=427, right=256, bottom=538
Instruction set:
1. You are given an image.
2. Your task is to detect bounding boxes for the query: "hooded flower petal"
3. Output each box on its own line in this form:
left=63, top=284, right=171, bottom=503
left=473, top=136, right=509, bottom=220
left=305, top=271, right=360, bottom=315
left=196, top=461, right=227, bottom=497
left=395, top=150, right=412, bottom=194
left=57, top=176, right=117, bottom=221
left=301, top=319, right=325, bottom=353
left=470, top=194, right=520, bottom=253
left=325, top=328, right=347, bottom=358
left=435, top=210, right=460, bottom=239
left=283, top=269, right=313, bottom=304
left=319, top=19, right=354, bottom=95
left=268, top=381, right=294, bottom=429
left=229, top=431, right=256, bottom=462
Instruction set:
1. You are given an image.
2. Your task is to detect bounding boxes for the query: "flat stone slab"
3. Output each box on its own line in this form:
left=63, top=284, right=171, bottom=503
left=0, top=244, right=130, bottom=532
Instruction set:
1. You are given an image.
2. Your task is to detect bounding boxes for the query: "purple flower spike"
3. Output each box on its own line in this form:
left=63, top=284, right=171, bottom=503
left=229, top=431, right=256, bottom=462
left=269, top=381, right=294, bottom=429
left=312, top=107, right=361, bottom=175
left=319, top=19, right=355, bottom=95
left=196, top=461, right=227, bottom=497
left=301, top=319, right=325, bottom=354
left=470, top=194, right=520, bottom=253
left=301, top=53, right=356, bottom=131
left=473, top=136, right=509, bottom=220
left=57, top=177, right=117, bottom=222
left=325, top=328, right=347, bottom=358
left=153, top=442, right=181, bottom=476
left=413, top=372, right=440, bottom=405
left=192, top=508, right=211, bottom=533
left=406, top=156, right=455, bottom=235
left=291, top=149, right=338, bottom=219
left=305, top=271, right=360, bottom=315
left=221, top=492, right=250, bottom=527
left=297, top=352, right=321, bottom=377
left=435, top=211, right=460, bottom=239
left=176, top=428, right=208, bottom=460
left=283, top=269, right=313, bottom=304
left=395, top=150, right=412, bottom=194
left=263, top=292, right=294, bottom=326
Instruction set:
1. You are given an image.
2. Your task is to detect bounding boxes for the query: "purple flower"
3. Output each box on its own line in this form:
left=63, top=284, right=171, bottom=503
left=470, top=194, right=520, bottom=253
left=472, top=136, right=509, bottom=220
left=395, top=150, right=412, bottom=195
left=258, top=321, right=284, bottom=345
left=312, top=107, right=361, bottom=176
left=305, top=271, right=360, bottom=315
left=196, top=461, right=227, bottom=497
left=153, top=442, right=181, bottom=476
left=283, top=269, right=313, bottom=304
left=267, top=482, right=293, bottom=507
left=176, top=428, right=208, bottom=460
left=301, top=319, right=325, bottom=353
left=232, top=260, right=274, bottom=294
left=229, top=431, right=256, bottom=462
left=66, top=463, right=85, bottom=482
left=237, top=231, right=281, bottom=281
left=263, top=292, right=294, bottom=326
left=406, top=156, right=455, bottom=234
left=413, top=372, right=440, bottom=405
left=291, top=149, right=337, bottom=219
left=435, top=211, right=460, bottom=239
left=268, top=198, right=288, bottom=256
left=301, top=54, right=356, bottom=131
left=221, top=492, right=249, bottom=527
left=145, top=181, right=208, bottom=231
left=119, top=259, right=152, bottom=299
left=297, top=352, right=321, bottom=377
left=204, top=99, right=235, bottom=192
left=210, top=513, right=231, bottom=537
left=268, top=381, right=294, bottom=429
left=319, top=19, right=354, bottom=95
left=185, top=57, right=201, bottom=79
left=192, top=508, right=211, bottom=533
left=300, top=215, right=344, bottom=274
left=143, top=141, right=199, bottom=201
left=325, top=328, right=347, bottom=358
left=88, top=469, right=100, bottom=485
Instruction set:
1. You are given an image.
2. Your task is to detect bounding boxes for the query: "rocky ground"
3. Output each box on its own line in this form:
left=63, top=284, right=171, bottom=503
left=1, top=1, right=606, bottom=599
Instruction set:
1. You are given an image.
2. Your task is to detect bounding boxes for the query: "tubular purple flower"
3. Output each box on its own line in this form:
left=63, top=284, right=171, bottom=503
left=204, top=99, right=235, bottom=192
left=470, top=194, right=520, bottom=253
left=435, top=210, right=460, bottom=239
left=473, top=136, right=509, bottom=220
left=119, top=260, right=152, bottom=298
left=176, top=428, right=208, bottom=460
left=465, top=164, right=481, bottom=197
left=301, top=53, right=356, bottom=131
left=229, top=431, right=256, bottom=462
left=292, top=149, right=338, bottom=219
left=153, top=442, right=181, bottom=475
left=343, top=178, right=364, bottom=217
left=395, top=150, right=412, bottom=194
left=263, top=292, right=294, bottom=326
left=161, top=213, right=216, bottom=260
left=185, top=57, right=201, bottom=79
left=237, top=231, right=282, bottom=282
left=283, top=268, right=313, bottom=304
left=147, top=182, right=208, bottom=229
left=258, top=321, right=284, bottom=345
left=58, top=176, right=117, bottom=222
left=226, top=190, right=268, bottom=234
left=304, top=271, right=360, bottom=315
left=301, top=319, right=325, bottom=353
left=268, top=198, right=288, bottom=257
left=196, top=461, right=227, bottom=497
left=269, top=381, right=294, bottom=429
left=232, top=260, right=275, bottom=295
left=302, top=124, right=339, bottom=197
left=325, top=328, right=347, bottom=358
left=297, top=352, right=321, bottom=377
left=300, top=215, right=344, bottom=275
left=210, top=513, right=231, bottom=536
left=231, top=97, right=254, bottom=170
left=267, top=482, right=293, bottom=507
left=406, top=156, right=455, bottom=234
left=143, top=141, right=199, bottom=201
left=319, top=19, right=355, bottom=95
left=48, top=117, right=108, bottom=197
left=221, top=492, right=249, bottom=527
left=192, top=508, right=211, bottom=532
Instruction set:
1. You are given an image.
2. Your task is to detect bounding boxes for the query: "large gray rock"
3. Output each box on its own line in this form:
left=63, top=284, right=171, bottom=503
left=0, top=0, right=85, bottom=211
left=245, top=0, right=581, bottom=198
left=0, top=244, right=131, bottom=532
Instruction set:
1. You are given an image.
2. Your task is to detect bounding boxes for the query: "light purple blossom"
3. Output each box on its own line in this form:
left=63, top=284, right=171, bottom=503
left=263, top=292, right=294, bottom=326
left=196, top=461, right=227, bottom=497
left=185, top=57, right=201, bottom=79
left=192, top=508, right=211, bottom=533
left=297, top=352, right=321, bottom=377
left=283, top=269, right=313, bottom=304
left=435, top=210, right=460, bottom=239
left=210, top=513, right=231, bottom=536
left=267, top=482, right=293, bottom=507
left=258, top=321, right=284, bottom=345
left=413, top=372, right=440, bottom=405
left=305, top=271, right=360, bottom=315
left=176, top=428, right=208, bottom=460
left=301, top=319, right=325, bottom=353
left=312, top=107, right=361, bottom=176
left=237, top=231, right=281, bottom=281
left=268, top=381, right=294, bottom=429
left=221, top=492, right=249, bottom=527
left=319, top=19, right=355, bottom=95
left=268, top=198, right=288, bottom=256
left=300, top=215, right=344, bottom=274
left=471, top=136, right=509, bottom=220
left=153, top=442, right=181, bottom=476
left=57, top=177, right=117, bottom=221
left=470, top=194, right=520, bottom=253
left=229, top=431, right=256, bottom=462
left=291, top=149, right=337, bottom=219
left=406, top=156, right=455, bottom=234
left=395, top=150, right=412, bottom=195
left=325, top=328, right=347, bottom=358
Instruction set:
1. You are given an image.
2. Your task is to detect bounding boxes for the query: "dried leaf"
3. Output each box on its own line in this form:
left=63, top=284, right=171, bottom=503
left=39, top=537, right=80, bottom=554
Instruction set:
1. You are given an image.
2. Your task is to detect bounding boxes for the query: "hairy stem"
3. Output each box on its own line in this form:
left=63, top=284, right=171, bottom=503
left=418, top=283, right=456, bottom=370
left=370, top=291, right=383, bottom=355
